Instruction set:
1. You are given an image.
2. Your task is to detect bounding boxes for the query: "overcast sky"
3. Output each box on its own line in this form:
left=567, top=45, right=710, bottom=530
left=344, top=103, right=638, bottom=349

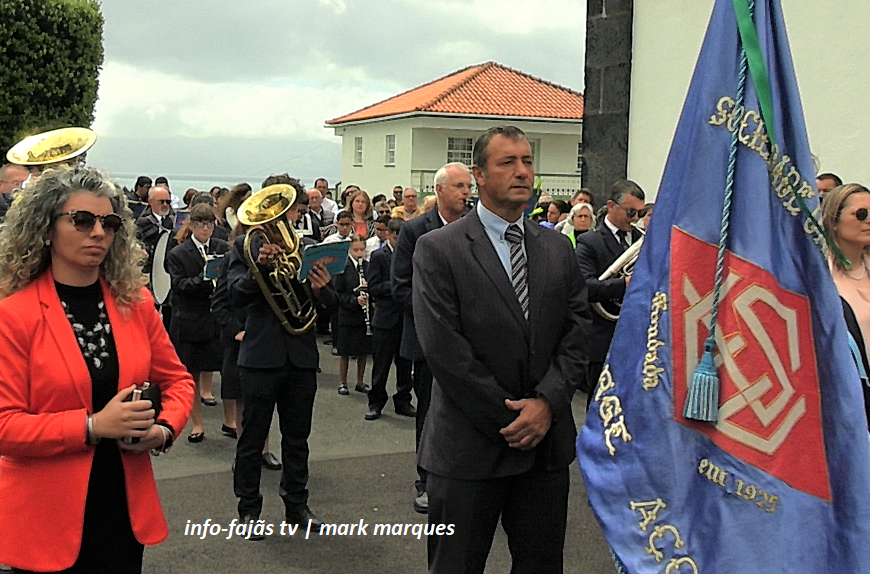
left=87, top=0, right=587, bottom=190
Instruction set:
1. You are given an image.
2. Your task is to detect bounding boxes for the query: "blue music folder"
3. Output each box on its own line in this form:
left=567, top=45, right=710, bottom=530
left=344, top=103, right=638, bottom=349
left=300, top=241, right=350, bottom=281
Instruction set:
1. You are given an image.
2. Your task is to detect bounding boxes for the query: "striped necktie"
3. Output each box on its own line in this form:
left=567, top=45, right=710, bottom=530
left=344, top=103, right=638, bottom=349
left=504, top=224, right=529, bottom=320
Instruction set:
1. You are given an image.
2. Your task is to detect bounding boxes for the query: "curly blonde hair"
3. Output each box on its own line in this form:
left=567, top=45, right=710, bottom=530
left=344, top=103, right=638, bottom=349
left=0, top=166, right=147, bottom=307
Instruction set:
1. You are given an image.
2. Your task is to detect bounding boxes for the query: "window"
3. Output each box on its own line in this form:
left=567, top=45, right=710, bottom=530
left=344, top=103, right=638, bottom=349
left=577, top=142, right=583, bottom=171
left=447, top=137, right=473, bottom=166
left=385, top=134, right=396, bottom=165
left=354, top=137, right=363, bottom=165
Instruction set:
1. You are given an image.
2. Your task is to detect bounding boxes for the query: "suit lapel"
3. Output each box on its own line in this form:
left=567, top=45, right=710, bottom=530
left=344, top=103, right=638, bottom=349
left=465, top=212, right=529, bottom=336
left=599, top=226, right=622, bottom=260
left=36, top=271, right=92, bottom=407
left=425, top=210, right=443, bottom=233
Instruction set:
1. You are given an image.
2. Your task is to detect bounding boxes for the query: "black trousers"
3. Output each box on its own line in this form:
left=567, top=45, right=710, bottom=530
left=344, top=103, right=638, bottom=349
left=368, top=326, right=413, bottom=411
left=426, top=467, right=569, bottom=574
left=413, top=359, right=433, bottom=492
left=234, top=365, right=317, bottom=518
left=586, top=361, right=605, bottom=411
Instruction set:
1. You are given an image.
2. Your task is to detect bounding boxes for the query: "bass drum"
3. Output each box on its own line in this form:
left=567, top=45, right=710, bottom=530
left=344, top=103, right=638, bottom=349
left=150, top=232, right=172, bottom=305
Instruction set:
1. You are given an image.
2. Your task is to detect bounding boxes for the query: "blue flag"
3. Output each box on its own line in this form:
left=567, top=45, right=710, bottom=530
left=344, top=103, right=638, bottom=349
left=578, top=0, right=870, bottom=572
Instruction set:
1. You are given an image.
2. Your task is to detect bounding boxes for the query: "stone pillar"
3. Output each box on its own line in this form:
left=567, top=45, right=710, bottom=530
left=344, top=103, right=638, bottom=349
left=581, top=0, right=634, bottom=205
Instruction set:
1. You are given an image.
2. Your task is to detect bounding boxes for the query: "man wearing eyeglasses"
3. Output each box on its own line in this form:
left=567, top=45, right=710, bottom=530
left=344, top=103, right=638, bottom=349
left=575, top=179, right=646, bottom=404
left=0, top=164, right=30, bottom=222
left=391, top=188, right=420, bottom=221
left=136, top=186, right=178, bottom=325
left=306, top=188, right=334, bottom=227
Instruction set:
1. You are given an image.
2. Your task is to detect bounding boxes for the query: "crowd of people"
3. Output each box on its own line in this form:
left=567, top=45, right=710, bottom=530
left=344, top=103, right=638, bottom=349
left=0, top=122, right=863, bottom=574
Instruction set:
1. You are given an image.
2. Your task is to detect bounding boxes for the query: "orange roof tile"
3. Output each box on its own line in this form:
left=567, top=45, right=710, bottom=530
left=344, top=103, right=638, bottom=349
left=326, top=62, right=584, bottom=125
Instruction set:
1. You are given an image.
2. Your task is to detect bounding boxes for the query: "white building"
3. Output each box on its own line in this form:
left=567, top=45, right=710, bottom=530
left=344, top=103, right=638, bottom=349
left=629, top=1, right=870, bottom=197
left=325, top=62, right=585, bottom=198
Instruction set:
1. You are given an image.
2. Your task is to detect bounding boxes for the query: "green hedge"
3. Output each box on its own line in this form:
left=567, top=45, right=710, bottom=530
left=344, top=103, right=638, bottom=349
left=0, top=0, right=103, bottom=157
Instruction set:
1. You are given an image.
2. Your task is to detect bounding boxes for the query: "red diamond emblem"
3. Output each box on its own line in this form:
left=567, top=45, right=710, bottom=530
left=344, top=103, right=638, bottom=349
left=671, top=227, right=830, bottom=501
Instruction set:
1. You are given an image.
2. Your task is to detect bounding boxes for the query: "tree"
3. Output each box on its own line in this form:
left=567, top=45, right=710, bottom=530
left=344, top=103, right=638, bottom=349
left=0, top=0, right=103, bottom=157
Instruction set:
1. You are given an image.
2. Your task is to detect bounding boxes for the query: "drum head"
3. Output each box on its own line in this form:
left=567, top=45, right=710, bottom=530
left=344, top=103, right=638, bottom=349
left=151, top=232, right=171, bottom=304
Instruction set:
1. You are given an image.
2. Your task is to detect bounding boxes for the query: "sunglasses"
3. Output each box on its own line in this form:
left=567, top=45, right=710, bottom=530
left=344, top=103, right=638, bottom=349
left=618, top=204, right=648, bottom=219
left=156, top=199, right=172, bottom=205
left=855, top=208, right=869, bottom=222
left=57, top=210, right=124, bottom=234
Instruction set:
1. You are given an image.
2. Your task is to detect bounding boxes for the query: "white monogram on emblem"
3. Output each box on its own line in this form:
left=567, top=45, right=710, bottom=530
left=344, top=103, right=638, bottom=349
left=682, top=270, right=806, bottom=454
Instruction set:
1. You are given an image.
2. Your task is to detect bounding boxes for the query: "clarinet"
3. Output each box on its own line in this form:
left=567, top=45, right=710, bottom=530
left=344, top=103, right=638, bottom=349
left=356, top=261, right=373, bottom=336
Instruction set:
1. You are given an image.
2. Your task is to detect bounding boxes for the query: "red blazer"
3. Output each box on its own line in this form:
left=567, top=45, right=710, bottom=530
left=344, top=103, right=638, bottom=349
left=0, top=270, right=195, bottom=571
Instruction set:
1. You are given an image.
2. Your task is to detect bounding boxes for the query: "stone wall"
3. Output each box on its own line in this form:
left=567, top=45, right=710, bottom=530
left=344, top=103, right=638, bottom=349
left=582, top=0, right=634, bottom=204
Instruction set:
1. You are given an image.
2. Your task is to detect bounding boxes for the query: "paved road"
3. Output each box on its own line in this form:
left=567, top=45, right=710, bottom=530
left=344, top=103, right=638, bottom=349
left=147, top=335, right=617, bottom=573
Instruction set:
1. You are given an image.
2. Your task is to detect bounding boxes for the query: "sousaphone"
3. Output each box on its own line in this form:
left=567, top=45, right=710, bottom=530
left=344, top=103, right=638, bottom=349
left=6, top=127, right=97, bottom=166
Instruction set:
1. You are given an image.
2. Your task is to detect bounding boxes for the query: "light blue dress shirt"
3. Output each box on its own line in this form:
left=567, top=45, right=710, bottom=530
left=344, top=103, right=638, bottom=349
left=476, top=201, right=526, bottom=279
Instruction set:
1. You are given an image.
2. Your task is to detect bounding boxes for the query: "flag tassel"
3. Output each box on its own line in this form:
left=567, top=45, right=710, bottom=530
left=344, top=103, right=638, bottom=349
left=683, top=343, right=719, bottom=422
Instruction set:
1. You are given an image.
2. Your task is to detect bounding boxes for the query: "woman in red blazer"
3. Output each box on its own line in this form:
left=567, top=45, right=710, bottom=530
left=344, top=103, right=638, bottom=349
left=0, top=167, right=195, bottom=573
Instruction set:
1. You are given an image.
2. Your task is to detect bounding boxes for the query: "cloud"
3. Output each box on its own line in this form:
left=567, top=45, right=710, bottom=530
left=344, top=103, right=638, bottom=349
left=92, top=61, right=394, bottom=140
left=98, top=0, right=586, bottom=89
left=91, top=0, right=586, bottom=185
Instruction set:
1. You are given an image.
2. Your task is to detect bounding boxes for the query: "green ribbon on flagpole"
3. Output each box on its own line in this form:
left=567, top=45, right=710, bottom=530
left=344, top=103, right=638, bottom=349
left=731, top=0, right=847, bottom=266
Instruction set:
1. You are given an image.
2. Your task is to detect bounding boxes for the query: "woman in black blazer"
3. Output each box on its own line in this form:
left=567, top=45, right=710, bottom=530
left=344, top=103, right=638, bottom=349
left=166, top=203, right=229, bottom=442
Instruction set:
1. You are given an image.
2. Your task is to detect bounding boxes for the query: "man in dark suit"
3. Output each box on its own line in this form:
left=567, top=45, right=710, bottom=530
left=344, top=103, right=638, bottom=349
left=136, top=185, right=177, bottom=331
left=391, top=161, right=473, bottom=514
left=227, top=176, right=335, bottom=534
left=365, top=217, right=414, bottom=421
left=575, top=179, right=646, bottom=404
left=413, top=126, right=589, bottom=574
left=135, top=185, right=176, bottom=274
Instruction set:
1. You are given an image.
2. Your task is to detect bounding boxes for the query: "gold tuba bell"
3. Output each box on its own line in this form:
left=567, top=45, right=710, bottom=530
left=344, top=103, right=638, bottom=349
left=236, top=184, right=317, bottom=335
left=6, top=127, right=97, bottom=167
left=591, top=223, right=646, bottom=322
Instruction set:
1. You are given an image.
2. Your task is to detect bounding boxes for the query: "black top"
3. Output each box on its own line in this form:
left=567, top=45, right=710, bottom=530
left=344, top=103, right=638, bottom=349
left=53, top=281, right=142, bottom=572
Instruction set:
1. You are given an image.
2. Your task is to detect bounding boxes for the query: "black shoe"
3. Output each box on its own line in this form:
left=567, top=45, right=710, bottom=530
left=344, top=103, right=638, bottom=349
left=262, top=452, right=282, bottom=471
left=201, top=397, right=218, bottom=407
left=239, top=515, right=265, bottom=541
left=354, top=383, right=371, bottom=394
left=187, top=432, right=205, bottom=443
left=221, top=424, right=238, bottom=439
left=322, top=339, right=332, bottom=346
left=395, top=405, right=417, bottom=418
left=364, top=407, right=381, bottom=421
left=285, top=506, right=322, bottom=529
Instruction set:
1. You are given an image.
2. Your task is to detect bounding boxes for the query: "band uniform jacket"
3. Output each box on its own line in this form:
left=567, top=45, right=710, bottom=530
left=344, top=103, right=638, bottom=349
left=227, top=235, right=337, bottom=370
left=165, top=238, right=229, bottom=342
left=391, top=208, right=443, bottom=361
left=333, top=257, right=368, bottom=328
left=574, top=224, right=643, bottom=363
left=413, top=210, right=590, bottom=480
left=135, top=209, right=176, bottom=275
left=211, top=254, right=247, bottom=344
left=0, top=270, right=194, bottom=571
left=368, top=244, right=402, bottom=330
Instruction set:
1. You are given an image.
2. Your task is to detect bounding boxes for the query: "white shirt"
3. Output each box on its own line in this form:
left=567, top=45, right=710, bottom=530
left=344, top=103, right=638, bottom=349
left=322, top=197, right=338, bottom=214
left=604, top=216, right=629, bottom=246
left=321, top=232, right=351, bottom=245
left=365, top=235, right=384, bottom=260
